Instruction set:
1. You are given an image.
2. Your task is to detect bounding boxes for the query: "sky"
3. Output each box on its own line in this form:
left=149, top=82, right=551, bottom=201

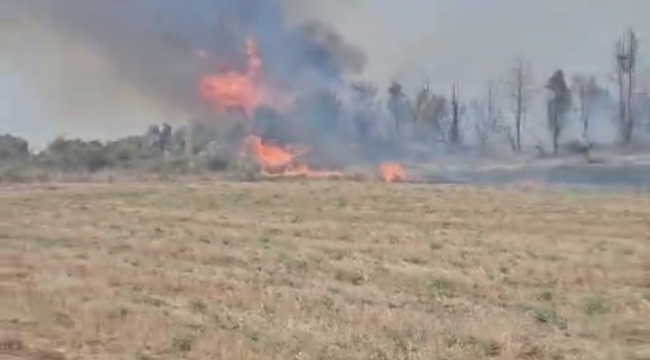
left=1, top=0, right=650, bottom=146
left=291, top=0, right=650, bottom=92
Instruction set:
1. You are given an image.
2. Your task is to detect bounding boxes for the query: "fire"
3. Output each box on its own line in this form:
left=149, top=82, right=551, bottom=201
left=243, top=134, right=296, bottom=171
left=379, top=162, right=406, bottom=183
left=242, top=135, right=342, bottom=178
left=199, top=37, right=404, bottom=183
left=200, top=38, right=263, bottom=117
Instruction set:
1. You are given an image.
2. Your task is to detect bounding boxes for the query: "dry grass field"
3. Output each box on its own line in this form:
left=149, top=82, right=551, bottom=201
left=0, top=181, right=649, bottom=360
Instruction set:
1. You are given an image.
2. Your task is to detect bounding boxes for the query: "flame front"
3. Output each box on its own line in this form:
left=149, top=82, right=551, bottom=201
left=379, top=162, right=406, bottom=183
left=244, top=135, right=295, bottom=170
left=243, top=135, right=342, bottom=178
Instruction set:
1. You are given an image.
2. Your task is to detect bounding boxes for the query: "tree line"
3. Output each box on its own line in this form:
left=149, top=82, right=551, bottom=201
left=387, top=29, right=650, bottom=155
left=1, top=30, right=649, bottom=177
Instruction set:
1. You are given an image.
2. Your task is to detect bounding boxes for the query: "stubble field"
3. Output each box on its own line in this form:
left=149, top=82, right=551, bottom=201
left=1, top=180, right=648, bottom=360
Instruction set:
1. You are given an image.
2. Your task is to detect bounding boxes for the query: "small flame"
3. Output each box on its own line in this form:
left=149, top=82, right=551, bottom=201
left=379, top=162, right=406, bottom=183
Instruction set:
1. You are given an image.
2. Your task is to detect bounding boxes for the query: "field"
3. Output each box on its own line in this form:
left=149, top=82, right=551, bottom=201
left=1, top=180, right=648, bottom=360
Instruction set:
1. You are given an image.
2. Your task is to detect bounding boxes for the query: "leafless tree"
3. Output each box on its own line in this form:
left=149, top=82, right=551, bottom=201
left=449, top=85, right=461, bottom=145
left=471, top=81, right=507, bottom=148
left=505, top=57, right=535, bottom=152
left=615, top=29, right=639, bottom=144
left=571, top=75, right=607, bottom=143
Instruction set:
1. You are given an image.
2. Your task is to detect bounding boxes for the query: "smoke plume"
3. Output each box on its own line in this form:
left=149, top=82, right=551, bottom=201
left=6, top=0, right=366, bottom=125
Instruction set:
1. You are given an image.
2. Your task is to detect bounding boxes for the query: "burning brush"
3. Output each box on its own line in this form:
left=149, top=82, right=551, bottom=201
left=378, top=162, right=407, bottom=183
left=199, top=36, right=406, bottom=183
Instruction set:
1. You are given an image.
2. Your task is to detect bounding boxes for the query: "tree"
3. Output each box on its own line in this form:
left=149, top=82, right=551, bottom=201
left=413, top=83, right=447, bottom=142
left=571, top=75, right=607, bottom=143
left=350, top=82, right=380, bottom=141
left=634, top=86, right=650, bottom=133
left=505, top=57, right=535, bottom=152
left=546, top=70, right=572, bottom=155
left=0, top=134, right=29, bottom=162
left=160, top=123, right=172, bottom=153
left=449, top=86, right=461, bottom=145
left=471, top=81, right=506, bottom=148
left=614, top=29, right=639, bottom=144
left=387, top=81, right=410, bottom=132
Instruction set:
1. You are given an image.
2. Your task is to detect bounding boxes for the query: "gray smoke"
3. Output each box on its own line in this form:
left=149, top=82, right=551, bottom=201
left=4, top=0, right=650, bottom=149
left=1, top=0, right=366, bottom=142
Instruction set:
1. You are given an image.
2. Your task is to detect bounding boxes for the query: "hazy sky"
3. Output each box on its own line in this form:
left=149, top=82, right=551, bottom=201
left=2, top=0, right=650, bottom=145
left=293, top=0, right=650, bottom=91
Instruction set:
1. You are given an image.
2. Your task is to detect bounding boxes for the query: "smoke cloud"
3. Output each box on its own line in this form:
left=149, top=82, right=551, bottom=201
left=1, top=0, right=366, bottom=142
left=4, top=0, right=650, bottom=146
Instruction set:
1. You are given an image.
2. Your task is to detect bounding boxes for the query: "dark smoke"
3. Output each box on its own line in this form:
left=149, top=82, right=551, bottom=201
left=298, top=20, right=367, bottom=76
left=16, top=0, right=366, bottom=113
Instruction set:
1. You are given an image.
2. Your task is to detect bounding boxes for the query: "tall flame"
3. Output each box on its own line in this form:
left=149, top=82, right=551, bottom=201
left=199, top=37, right=404, bottom=183
left=200, top=38, right=263, bottom=117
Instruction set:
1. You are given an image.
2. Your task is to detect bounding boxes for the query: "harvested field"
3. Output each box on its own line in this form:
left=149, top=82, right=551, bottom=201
left=1, top=181, right=649, bottom=360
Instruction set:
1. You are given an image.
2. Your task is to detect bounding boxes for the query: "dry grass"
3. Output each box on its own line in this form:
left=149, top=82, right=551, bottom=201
left=0, top=180, right=649, bottom=360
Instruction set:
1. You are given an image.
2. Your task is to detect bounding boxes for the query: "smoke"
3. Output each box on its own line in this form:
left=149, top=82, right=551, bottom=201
left=3, top=0, right=366, bottom=136
left=6, top=0, right=650, bottom=150
left=298, top=20, right=367, bottom=76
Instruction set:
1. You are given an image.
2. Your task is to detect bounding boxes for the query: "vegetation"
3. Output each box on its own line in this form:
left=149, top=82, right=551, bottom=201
left=0, top=29, right=649, bottom=181
left=1, top=182, right=648, bottom=359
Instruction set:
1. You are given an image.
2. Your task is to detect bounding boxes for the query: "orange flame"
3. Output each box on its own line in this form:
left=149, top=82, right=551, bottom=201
left=379, top=162, right=406, bottom=183
left=200, top=38, right=263, bottom=117
left=244, top=134, right=295, bottom=170
left=242, top=135, right=341, bottom=178
left=200, top=38, right=405, bottom=184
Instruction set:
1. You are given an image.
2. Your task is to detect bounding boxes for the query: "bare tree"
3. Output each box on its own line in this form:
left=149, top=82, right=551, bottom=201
left=546, top=70, right=572, bottom=155
left=505, top=57, right=535, bottom=152
left=471, top=81, right=507, bottom=148
left=615, top=29, right=639, bottom=144
left=449, top=85, right=461, bottom=145
left=635, top=86, right=650, bottom=133
left=571, top=75, right=607, bottom=143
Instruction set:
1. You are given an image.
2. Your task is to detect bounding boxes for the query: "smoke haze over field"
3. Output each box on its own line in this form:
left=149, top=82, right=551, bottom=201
left=2, top=0, right=650, bottom=146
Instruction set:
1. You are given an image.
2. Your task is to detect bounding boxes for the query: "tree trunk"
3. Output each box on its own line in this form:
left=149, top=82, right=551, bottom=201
left=617, top=63, right=626, bottom=144
left=450, top=87, right=460, bottom=145
left=515, top=85, right=523, bottom=152
left=580, top=89, right=589, bottom=143
left=552, top=125, right=559, bottom=155
left=625, top=65, right=635, bottom=144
